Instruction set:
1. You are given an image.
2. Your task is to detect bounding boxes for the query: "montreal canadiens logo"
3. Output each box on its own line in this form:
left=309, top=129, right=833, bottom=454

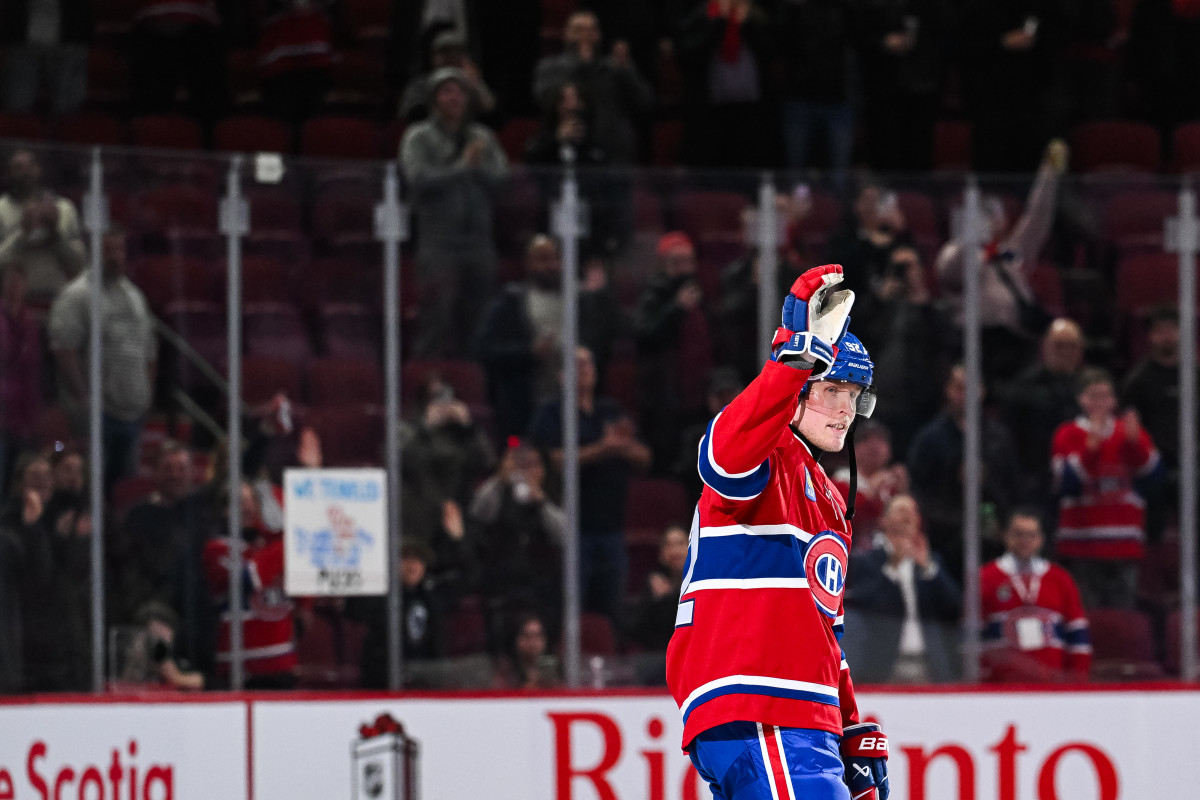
left=805, top=532, right=848, bottom=618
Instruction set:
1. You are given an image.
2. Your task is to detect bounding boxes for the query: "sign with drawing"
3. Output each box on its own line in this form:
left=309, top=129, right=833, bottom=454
left=284, top=468, right=389, bottom=596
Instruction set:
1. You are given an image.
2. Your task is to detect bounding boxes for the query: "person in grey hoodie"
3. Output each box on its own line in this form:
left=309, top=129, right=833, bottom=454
left=400, top=66, right=510, bottom=357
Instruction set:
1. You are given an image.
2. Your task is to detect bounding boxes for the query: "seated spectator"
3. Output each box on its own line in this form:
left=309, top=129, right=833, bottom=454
left=832, top=420, right=908, bottom=545
left=400, top=67, right=510, bottom=358
left=529, top=346, right=651, bottom=622
left=399, top=29, right=497, bottom=124
left=626, top=524, right=689, bottom=654
left=936, top=140, right=1067, bottom=387
left=256, top=0, right=338, bottom=129
left=1052, top=368, right=1162, bottom=610
left=1004, top=318, right=1086, bottom=510
left=0, top=149, right=86, bottom=303
left=475, top=233, right=620, bottom=437
left=203, top=482, right=297, bottom=689
left=842, top=495, right=962, bottom=683
left=981, top=508, right=1091, bottom=683
left=0, top=261, right=42, bottom=493
left=115, top=601, right=206, bottom=691
left=468, top=441, right=564, bottom=634
left=491, top=612, right=562, bottom=690
left=534, top=10, right=652, bottom=165
left=1, top=0, right=89, bottom=115
left=633, top=232, right=714, bottom=472
left=404, top=371, right=496, bottom=514
left=524, top=81, right=608, bottom=167
left=347, top=539, right=449, bottom=689
left=113, top=440, right=220, bottom=677
left=907, top=364, right=1022, bottom=581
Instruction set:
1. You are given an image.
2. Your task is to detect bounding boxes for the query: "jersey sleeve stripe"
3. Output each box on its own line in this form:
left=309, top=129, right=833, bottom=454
left=698, top=417, right=772, bottom=500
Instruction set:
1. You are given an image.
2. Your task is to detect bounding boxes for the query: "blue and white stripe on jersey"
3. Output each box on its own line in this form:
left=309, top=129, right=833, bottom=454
left=698, top=413, right=771, bottom=500
left=680, top=675, right=841, bottom=725
left=683, top=524, right=812, bottom=595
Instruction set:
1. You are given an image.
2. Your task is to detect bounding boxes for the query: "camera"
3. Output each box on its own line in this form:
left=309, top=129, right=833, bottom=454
left=150, top=637, right=173, bottom=664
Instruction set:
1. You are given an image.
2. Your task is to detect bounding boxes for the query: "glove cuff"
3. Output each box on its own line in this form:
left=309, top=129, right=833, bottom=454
left=842, top=723, right=889, bottom=761
left=773, top=331, right=834, bottom=375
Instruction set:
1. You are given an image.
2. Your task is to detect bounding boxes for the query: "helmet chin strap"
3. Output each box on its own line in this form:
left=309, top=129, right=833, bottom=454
left=797, top=402, right=859, bottom=521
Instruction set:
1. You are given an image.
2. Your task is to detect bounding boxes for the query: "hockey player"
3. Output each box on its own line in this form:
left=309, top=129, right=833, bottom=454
left=667, top=264, right=889, bottom=800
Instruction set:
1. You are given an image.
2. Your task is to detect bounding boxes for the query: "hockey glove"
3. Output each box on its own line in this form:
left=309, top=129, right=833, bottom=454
left=841, top=722, right=889, bottom=800
left=770, top=264, right=855, bottom=377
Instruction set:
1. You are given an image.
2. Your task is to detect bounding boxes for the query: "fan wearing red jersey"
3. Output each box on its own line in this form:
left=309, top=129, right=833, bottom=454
left=666, top=264, right=889, bottom=800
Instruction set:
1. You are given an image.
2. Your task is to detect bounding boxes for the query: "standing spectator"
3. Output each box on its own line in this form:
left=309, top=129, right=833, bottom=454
left=936, top=140, right=1067, bottom=387
left=831, top=420, right=909, bottom=546
left=0, top=262, right=42, bottom=494
left=534, top=10, right=652, bottom=165
left=468, top=442, right=564, bottom=634
left=907, top=364, right=1023, bottom=580
left=400, top=67, right=510, bottom=358
left=1122, top=307, right=1189, bottom=541
left=48, top=229, right=157, bottom=488
left=475, top=234, right=620, bottom=437
left=113, top=441, right=220, bottom=678
left=256, top=0, right=337, bottom=130
left=0, top=0, right=90, bottom=115
left=675, top=0, right=771, bottom=169
left=842, top=494, right=962, bottom=683
left=399, top=29, right=497, bottom=124
left=528, top=345, right=651, bottom=623
left=0, top=148, right=86, bottom=303
left=633, top=232, right=713, bottom=472
left=1004, top=318, right=1086, bottom=509
left=858, top=0, right=952, bottom=171
left=1052, top=368, right=1162, bottom=610
left=129, top=0, right=227, bottom=128
left=825, top=182, right=912, bottom=305
left=491, top=612, right=562, bottom=689
left=524, top=82, right=608, bottom=167
left=980, top=508, right=1091, bottom=683
left=774, top=0, right=859, bottom=181
left=348, top=539, right=449, bottom=689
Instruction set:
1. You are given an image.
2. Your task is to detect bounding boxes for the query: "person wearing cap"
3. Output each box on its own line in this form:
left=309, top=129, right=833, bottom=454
left=399, top=29, right=497, bottom=124
left=667, top=264, right=891, bottom=800
left=633, top=231, right=714, bottom=472
left=400, top=65, right=510, bottom=358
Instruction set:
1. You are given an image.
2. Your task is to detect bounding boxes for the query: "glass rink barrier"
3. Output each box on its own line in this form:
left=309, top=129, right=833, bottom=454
left=0, top=136, right=1194, bottom=698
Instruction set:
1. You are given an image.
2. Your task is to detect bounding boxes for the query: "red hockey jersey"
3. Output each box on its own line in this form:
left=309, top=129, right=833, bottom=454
left=666, top=360, right=861, bottom=751
left=1051, top=416, right=1159, bottom=560
left=980, top=554, right=1091, bottom=681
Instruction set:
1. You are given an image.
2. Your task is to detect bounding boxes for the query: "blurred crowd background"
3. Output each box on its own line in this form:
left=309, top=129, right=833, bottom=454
left=0, top=0, right=1197, bottom=693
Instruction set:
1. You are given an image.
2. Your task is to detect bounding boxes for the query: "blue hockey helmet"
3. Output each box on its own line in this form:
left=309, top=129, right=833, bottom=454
left=805, top=330, right=876, bottom=418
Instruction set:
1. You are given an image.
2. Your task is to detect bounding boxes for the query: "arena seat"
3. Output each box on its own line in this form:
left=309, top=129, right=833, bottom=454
left=0, top=112, right=48, bottom=140
left=240, top=255, right=292, bottom=304
left=245, top=302, right=314, bottom=365
left=131, top=114, right=204, bottom=150
left=302, top=404, right=385, bottom=466
left=299, top=115, right=382, bottom=160
left=402, top=359, right=488, bottom=409
left=1171, top=122, right=1200, bottom=173
left=240, top=354, right=304, bottom=407
left=214, top=115, right=292, bottom=154
left=933, top=120, right=971, bottom=171
left=580, top=612, right=618, bottom=656
left=624, top=477, right=693, bottom=548
left=308, top=357, right=384, bottom=406
left=130, top=255, right=219, bottom=312
left=1102, top=189, right=1179, bottom=252
left=1069, top=120, right=1161, bottom=173
left=319, top=303, right=380, bottom=362
left=55, top=111, right=127, bottom=145
left=674, top=189, right=749, bottom=243
left=1088, top=609, right=1163, bottom=680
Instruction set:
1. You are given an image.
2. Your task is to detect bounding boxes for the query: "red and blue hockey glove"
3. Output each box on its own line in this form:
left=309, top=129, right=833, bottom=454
left=770, top=263, right=855, bottom=377
left=841, top=722, right=889, bottom=800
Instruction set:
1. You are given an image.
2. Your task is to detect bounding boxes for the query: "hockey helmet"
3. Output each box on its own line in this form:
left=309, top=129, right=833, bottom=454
left=805, top=330, right=876, bottom=418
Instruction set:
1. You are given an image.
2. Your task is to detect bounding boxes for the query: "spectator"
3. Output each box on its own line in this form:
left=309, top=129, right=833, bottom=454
left=112, top=441, right=220, bottom=678
left=491, top=612, right=562, bottom=689
left=842, top=494, right=962, bottom=683
left=400, top=66, right=510, bottom=358
left=48, top=229, right=157, bottom=489
left=399, top=29, right=497, bottom=124
left=832, top=420, right=909, bottom=545
left=1051, top=368, right=1162, bottom=610
left=524, top=81, right=608, bottom=167
left=825, top=182, right=912, bottom=306
left=475, top=234, right=620, bottom=437
left=116, top=601, right=206, bottom=691
left=675, top=0, right=771, bottom=169
left=857, top=244, right=945, bottom=457
left=907, top=364, right=1023, bottom=580
left=671, top=367, right=744, bottom=503
left=0, top=262, right=42, bottom=494
left=858, top=0, right=952, bottom=171
left=129, top=0, right=227, bottom=128
left=528, top=345, right=651, bottom=622
left=256, top=0, right=338, bottom=130
left=633, top=232, right=714, bottom=472
left=203, top=481, right=297, bottom=689
left=1122, top=307, right=1189, bottom=541
left=534, top=10, right=652, bottom=165
left=980, top=508, right=1091, bottom=683
left=774, top=0, right=860, bottom=180
left=0, top=0, right=90, bottom=115
left=626, top=524, right=689, bottom=653
left=348, top=539, right=449, bottom=689
left=469, top=442, right=564, bottom=634
left=0, top=148, right=86, bottom=303
left=936, top=140, right=1066, bottom=387
left=1003, top=318, right=1086, bottom=509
